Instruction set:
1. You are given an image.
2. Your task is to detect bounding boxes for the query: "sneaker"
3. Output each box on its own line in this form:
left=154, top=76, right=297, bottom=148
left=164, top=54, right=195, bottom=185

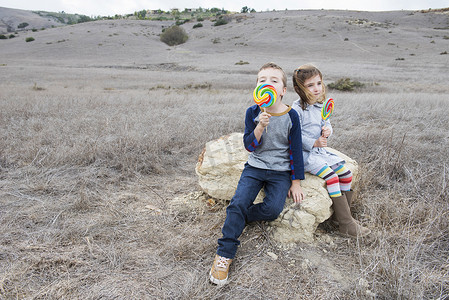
left=209, top=254, right=232, bottom=285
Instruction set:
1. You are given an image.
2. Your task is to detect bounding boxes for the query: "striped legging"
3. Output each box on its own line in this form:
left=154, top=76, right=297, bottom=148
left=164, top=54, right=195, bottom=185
left=311, top=164, right=352, bottom=198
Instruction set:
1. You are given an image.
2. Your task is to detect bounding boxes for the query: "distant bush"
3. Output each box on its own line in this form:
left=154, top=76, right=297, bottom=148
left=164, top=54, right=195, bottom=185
left=197, top=17, right=204, bottom=22
left=235, top=60, right=249, bottom=65
left=328, top=78, right=364, bottom=91
left=32, top=83, right=45, bottom=91
left=18, top=22, right=29, bottom=29
left=214, top=17, right=228, bottom=26
left=176, top=19, right=190, bottom=26
left=0, top=34, right=7, bottom=39
left=25, top=37, right=35, bottom=42
left=193, top=23, right=203, bottom=29
left=183, top=83, right=211, bottom=89
left=153, top=16, right=170, bottom=21
left=9, top=34, right=16, bottom=38
left=160, top=25, right=188, bottom=46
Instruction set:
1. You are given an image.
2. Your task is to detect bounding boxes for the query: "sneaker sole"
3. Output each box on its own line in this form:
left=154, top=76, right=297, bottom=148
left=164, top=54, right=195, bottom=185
left=209, top=270, right=228, bottom=285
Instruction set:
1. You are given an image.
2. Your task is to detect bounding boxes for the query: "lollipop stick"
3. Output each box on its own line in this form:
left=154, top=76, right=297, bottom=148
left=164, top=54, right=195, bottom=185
left=263, top=107, right=268, bottom=133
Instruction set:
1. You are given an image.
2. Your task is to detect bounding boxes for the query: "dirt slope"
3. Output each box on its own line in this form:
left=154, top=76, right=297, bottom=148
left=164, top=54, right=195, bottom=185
left=0, top=7, right=64, bottom=33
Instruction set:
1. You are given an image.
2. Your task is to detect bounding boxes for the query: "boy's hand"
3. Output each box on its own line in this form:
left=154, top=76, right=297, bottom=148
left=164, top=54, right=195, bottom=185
left=258, top=111, right=271, bottom=128
left=321, top=126, right=331, bottom=138
left=288, top=180, right=304, bottom=203
left=254, top=112, right=271, bottom=141
left=314, top=136, right=328, bottom=148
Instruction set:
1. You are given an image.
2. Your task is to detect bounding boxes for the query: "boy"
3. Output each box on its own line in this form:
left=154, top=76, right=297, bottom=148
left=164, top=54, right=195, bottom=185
left=210, top=62, right=305, bottom=285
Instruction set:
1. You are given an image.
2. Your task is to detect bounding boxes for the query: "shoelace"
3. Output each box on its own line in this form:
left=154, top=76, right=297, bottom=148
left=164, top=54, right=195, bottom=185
left=216, top=256, right=230, bottom=269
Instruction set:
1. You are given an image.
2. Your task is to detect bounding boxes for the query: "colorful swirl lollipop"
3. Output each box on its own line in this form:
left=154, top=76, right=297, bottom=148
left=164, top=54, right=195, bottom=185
left=321, top=98, right=334, bottom=121
left=253, top=84, right=277, bottom=108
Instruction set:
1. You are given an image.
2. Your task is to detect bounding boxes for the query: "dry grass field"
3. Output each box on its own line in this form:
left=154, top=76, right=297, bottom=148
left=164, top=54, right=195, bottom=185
left=1, top=7, right=449, bottom=299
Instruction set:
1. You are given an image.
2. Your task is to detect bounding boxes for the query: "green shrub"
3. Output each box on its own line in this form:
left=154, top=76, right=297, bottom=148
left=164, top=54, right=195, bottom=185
left=153, top=16, right=169, bottom=21
left=18, top=22, right=29, bottom=29
left=26, top=37, right=35, bottom=42
left=160, top=25, right=188, bottom=46
left=0, top=34, right=7, bottom=39
left=328, top=78, right=364, bottom=91
left=214, top=17, right=228, bottom=26
left=197, top=17, right=204, bottom=22
left=176, top=19, right=190, bottom=26
left=193, top=23, right=203, bottom=29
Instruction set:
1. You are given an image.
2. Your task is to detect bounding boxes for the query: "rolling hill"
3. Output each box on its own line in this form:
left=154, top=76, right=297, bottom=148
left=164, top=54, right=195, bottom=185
left=0, top=7, right=448, bottom=94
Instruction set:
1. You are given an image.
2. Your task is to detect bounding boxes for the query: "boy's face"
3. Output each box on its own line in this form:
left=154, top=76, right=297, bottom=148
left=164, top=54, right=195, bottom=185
left=257, top=68, right=286, bottom=99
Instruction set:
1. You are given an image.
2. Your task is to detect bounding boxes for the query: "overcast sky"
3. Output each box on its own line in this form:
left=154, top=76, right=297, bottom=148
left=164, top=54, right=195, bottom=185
left=0, top=0, right=447, bottom=16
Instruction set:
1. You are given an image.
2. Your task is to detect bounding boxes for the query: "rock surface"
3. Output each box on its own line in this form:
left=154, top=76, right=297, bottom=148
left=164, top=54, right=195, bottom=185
left=195, top=132, right=358, bottom=243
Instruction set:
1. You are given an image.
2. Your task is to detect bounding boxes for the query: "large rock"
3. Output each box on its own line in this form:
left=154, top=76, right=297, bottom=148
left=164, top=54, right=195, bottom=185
left=195, top=132, right=358, bottom=243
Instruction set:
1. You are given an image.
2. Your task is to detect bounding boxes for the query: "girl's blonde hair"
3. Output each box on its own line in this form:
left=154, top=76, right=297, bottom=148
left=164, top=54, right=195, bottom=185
left=292, top=64, right=326, bottom=110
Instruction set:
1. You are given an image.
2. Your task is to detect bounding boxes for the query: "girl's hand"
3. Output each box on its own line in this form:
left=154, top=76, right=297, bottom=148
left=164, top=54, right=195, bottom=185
left=321, top=126, right=331, bottom=138
left=314, top=136, right=328, bottom=148
left=288, top=180, right=304, bottom=203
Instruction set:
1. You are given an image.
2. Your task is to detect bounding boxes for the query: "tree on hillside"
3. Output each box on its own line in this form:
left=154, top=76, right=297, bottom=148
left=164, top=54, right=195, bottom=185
left=135, top=10, right=147, bottom=20
left=78, top=15, right=92, bottom=23
left=241, top=6, right=256, bottom=13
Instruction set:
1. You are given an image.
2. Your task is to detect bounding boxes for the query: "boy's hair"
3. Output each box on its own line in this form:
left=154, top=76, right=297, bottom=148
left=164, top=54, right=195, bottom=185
left=258, top=62, right=287, bottom=88
left=292, top=64, right=327, bottom=110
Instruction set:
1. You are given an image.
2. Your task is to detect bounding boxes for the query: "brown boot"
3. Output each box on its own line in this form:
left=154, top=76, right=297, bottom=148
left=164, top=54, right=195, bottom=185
left=331, top=190, right=353, bottom=225
left=332, top=194, right=371, bottom=238
left=343, top=190, right=354, bottom=207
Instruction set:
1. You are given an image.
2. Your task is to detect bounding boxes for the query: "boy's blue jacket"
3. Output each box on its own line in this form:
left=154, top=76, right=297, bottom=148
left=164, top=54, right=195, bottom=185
left=243, top=104, right=305, bottom=181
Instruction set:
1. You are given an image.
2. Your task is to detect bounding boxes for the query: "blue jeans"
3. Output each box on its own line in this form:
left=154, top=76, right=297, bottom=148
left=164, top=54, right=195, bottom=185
left=217, top=164, right=291, bottom=259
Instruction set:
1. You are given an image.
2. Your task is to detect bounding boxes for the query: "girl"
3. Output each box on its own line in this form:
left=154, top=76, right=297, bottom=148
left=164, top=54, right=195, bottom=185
left=292, top=64, right=370, bottom=238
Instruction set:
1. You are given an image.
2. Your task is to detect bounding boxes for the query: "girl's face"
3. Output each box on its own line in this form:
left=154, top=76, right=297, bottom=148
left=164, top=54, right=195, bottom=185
left=303, top=74, right=323, bottom=104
